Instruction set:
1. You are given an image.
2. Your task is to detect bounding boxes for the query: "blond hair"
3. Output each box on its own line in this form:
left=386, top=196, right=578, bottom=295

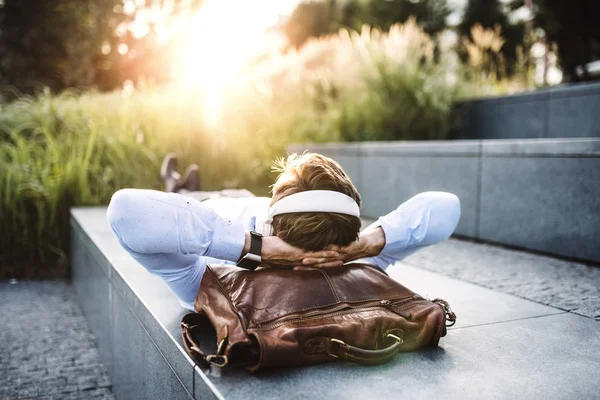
left=270, top=153, right=362, bottom=250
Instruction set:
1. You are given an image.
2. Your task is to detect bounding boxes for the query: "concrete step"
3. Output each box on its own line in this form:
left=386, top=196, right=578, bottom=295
left=71, top=207, right=600, bottom=400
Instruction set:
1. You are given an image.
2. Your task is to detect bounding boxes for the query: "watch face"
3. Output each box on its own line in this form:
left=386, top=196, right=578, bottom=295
left=237, top=252, right=261, bottom=270
left=244, top=253, right=262, bottom=263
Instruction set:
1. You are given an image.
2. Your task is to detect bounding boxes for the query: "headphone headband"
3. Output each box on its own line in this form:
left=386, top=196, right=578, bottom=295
left=269, top=190, right=360, bottom=218
left=255, top=190, right=360, bottom=236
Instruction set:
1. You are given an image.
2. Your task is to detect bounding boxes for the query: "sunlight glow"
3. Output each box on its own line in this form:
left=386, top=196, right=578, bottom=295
left=123, top=0, right=137, bottom=15
left=174, top=0, right=300, bottom=124
left=118, top=43, right=129, bottom=55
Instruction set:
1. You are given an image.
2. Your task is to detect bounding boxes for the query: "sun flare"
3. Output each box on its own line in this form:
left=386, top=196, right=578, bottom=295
left=174, top=0, right=299, bottom=124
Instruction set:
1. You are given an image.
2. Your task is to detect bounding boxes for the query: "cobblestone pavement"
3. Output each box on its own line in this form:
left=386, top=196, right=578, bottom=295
left=404, top=238, right=600, bottom=320
left=0, top=281, right=114, bottom=400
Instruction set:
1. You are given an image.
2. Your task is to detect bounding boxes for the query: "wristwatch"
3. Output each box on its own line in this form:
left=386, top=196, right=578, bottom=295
left=236, top=231, right=263, bottom=271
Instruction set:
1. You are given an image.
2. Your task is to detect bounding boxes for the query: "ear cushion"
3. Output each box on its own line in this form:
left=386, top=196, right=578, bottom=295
left=254, top=217, right=272, bottom=236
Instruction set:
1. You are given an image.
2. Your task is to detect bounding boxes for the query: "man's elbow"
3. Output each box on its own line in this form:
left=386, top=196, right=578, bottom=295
left=445, top=192, right=461, bottom=236
left=419, top=191, right=461, bottom=241
left=106, top=188, right=137, bottom=239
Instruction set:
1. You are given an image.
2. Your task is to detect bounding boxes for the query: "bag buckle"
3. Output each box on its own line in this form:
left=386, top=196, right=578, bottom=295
left=327, top=338, right=348, bottom=359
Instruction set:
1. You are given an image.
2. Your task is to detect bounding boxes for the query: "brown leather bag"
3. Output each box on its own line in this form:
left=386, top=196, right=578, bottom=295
left=181, top=263, right=455, bottom=372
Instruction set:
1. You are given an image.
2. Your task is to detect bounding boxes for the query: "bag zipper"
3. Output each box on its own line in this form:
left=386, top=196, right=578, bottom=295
left=254, top=296, right=424, bottom=331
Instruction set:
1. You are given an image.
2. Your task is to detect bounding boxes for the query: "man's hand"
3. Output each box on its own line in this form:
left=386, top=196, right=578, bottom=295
left=248, top=227, right=386, bottom=270
left=301, top=227, right=386, bottom=266
left=260, top=235, right=344, bottom=268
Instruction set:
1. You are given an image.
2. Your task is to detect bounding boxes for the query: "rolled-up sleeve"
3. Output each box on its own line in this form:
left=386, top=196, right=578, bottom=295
left=107, top=189, right=246, bottom=262
left=206, top=213, right=246, bottom=261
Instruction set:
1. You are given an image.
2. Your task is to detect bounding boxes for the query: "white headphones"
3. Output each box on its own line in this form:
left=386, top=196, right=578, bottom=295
left=255, top=190, right=361, bottom=236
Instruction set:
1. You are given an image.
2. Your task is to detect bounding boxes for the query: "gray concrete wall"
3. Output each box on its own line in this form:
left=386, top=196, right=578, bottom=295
left=70, top=211, right=208, bottom=399
left=288, top=138, right=600, bottom=263
left=453, top=83, right=600, bottom=140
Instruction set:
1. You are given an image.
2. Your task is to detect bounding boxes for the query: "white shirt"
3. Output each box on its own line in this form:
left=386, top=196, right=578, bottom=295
left=107, top=189, right=461, bottom=309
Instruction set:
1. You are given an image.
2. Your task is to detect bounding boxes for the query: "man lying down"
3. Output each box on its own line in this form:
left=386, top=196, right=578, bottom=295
left=106, top=152, right=461, bottom=310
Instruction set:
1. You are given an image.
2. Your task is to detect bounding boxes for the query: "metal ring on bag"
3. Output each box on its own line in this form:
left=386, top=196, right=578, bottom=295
left=205, top=337, right=229, bottom=367
left=206, top=354, right=228, bottom=367
left=385, top=333, right=403, bottom=344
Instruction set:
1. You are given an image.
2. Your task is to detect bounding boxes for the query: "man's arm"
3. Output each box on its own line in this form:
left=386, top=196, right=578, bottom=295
left=106, top=188, right=247, bottom=309
left=107, top=189, right=344, bottom=308
left=310, top=192, right=461, bottom=270
left=364, top=191, right=461, bottom=269
left=108, top=188, right=342, bottom=267
left=107, top=189, right=246, bottom=262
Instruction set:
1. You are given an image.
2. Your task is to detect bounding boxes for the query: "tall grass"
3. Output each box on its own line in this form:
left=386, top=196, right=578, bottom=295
left=0, top=20, right=516, bottom=276
left=0, top=87, right=284, bottom=276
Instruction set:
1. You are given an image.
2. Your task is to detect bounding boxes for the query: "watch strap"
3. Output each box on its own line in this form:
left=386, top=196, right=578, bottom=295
left=249, top=231, right=262, bottom=256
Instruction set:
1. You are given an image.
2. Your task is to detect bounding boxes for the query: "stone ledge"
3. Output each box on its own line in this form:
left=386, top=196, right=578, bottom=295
left=481, top=138, right=600, bottom=156
left=71, top=209, right=207, bottom=400
left=454, top=82, right=600, bottom=139
left=71, top=207, right=600, bottom=399
left=290, top=138, right=600, bottom=263
left=290, top=140, right=481, bottom=156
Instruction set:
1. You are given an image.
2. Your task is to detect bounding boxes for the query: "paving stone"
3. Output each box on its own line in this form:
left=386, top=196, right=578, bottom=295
left=387, top=263, right=563, bottom=329
left=77, top=375, right=99, bottom=390
left=60, top=384, right=80, bottom=394
left=0, top=281, right=115, bottom=400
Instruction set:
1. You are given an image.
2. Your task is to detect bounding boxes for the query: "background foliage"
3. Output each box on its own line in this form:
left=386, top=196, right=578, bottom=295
left=524, top=0, right=600, bottom=81
left=0, top=20, right=473, bottom=276
left=0, top=0, right=200, bottom=96
left=2, top=0, right=599, bottom=96
left=0, top=0, right=599, bottom=276
left=0, top=1, right=111, bottom=93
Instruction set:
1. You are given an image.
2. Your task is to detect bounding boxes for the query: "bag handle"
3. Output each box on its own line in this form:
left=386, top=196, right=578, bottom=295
left=326, top=333, right=403, bottom=366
